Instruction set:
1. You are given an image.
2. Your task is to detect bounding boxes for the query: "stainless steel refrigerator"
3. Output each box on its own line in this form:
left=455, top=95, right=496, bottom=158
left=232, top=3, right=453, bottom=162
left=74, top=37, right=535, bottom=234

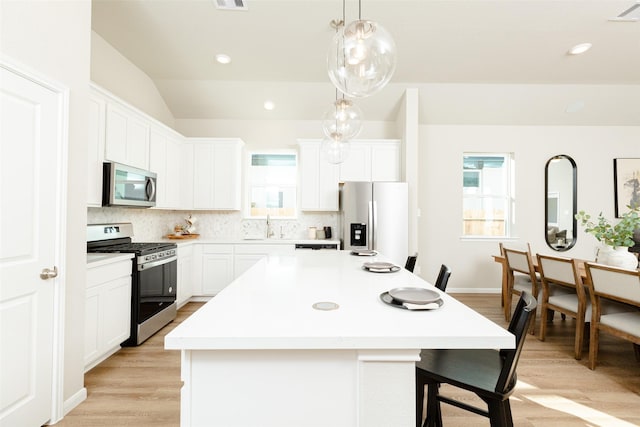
left=340, top=181, right=408, bottom=265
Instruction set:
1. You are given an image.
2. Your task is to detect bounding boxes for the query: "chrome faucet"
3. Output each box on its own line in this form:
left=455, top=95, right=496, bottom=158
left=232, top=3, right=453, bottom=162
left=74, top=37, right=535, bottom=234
left=266, top=214, right=275, bottom=238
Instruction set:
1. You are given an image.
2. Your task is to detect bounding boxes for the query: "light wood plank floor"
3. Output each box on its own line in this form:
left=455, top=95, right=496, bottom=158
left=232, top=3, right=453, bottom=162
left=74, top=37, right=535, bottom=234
left=56, top=294, right=640, bottom=426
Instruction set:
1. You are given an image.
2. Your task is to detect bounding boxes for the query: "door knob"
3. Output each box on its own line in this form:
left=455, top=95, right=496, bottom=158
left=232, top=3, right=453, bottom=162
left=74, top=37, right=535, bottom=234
left=40, top=266, right=58, bottom=280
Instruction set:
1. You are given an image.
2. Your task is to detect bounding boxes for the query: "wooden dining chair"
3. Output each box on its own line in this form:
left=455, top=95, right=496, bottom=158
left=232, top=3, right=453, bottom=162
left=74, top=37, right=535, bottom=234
left=584, top=262, right=640, bottom=370
left=498, top=242, right=534, bottom=310
left=434, top=264, right=451, bottom=292
left=503, top=248, right=539, bottom=333
left=536, top=254, right=588, bottom=359
left=415, top=291, right=537, bottom=427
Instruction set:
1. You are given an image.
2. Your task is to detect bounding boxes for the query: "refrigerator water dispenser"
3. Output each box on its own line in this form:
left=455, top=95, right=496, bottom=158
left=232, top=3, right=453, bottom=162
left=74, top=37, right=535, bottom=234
left=350, top=223, right=367, bottom=247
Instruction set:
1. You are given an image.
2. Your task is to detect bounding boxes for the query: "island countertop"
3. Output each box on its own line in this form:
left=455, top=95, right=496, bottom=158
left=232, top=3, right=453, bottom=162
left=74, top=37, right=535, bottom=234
left=165, top=250, right=513, bottom=351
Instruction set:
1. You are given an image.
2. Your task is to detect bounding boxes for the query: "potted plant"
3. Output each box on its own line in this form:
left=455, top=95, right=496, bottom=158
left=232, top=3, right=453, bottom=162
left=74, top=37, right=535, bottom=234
left=575, top=205, right=640, bottom=269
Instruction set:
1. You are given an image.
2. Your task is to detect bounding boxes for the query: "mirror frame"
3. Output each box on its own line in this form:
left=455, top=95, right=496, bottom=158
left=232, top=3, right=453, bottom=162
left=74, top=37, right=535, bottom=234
left=545, top=154, right=577, bottom=252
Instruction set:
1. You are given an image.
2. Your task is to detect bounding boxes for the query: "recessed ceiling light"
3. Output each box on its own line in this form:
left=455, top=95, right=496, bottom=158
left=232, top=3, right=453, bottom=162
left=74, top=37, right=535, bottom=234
left=215, top=54, right=231, bottom=64
left=264, top=101, right=275, bottom=111
left=568, top=43, right=592, bottom=55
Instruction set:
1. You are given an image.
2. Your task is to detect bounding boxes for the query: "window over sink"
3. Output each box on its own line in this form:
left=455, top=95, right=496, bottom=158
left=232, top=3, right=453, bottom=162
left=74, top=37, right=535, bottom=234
left=246, top=152, right=297, bottom=218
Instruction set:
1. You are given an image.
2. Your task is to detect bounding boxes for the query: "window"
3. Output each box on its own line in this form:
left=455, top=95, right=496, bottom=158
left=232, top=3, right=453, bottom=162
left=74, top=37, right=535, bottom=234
left=462, top=153, right=514, bottom=237
left=246, top=152, right=297, bottom=218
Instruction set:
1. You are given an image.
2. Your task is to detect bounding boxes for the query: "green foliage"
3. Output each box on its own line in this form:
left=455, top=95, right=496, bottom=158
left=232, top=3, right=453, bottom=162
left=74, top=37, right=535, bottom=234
left=575, top=205, right=640, bottom=248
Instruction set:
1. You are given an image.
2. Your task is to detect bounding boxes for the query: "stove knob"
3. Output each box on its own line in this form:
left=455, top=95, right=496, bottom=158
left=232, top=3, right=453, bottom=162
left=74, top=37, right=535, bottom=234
left=145, top=255, right=151, bottom=261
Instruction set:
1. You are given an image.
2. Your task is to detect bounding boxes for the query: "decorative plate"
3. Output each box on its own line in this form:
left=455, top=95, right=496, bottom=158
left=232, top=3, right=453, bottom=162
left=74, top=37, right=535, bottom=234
left=387, top=287, right=441, bottom=304
left=380, top=292, right=443, bottom=310
left=351, top=249, right=378, bottom=256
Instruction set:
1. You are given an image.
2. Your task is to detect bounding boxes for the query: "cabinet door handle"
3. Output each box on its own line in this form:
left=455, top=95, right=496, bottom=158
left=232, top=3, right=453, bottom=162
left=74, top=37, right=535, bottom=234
left=40, top=266, right=58, bottom=280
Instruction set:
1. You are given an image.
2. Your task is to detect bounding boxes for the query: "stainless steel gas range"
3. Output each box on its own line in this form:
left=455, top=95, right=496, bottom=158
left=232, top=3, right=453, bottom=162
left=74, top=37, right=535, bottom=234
left=87, top=223, right=177, bottom=346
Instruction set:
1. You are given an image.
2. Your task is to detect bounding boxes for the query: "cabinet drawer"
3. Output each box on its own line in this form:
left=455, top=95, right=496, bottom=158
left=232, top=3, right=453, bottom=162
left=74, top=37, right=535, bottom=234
left=200, top=244, right=234, bottom=254
left=87, top=261, right=132, bottom=288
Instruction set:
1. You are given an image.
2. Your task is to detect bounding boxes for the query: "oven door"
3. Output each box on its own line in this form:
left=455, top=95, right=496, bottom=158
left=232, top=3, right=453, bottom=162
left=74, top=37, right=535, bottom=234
left=137, top=257, right=177, bottom=324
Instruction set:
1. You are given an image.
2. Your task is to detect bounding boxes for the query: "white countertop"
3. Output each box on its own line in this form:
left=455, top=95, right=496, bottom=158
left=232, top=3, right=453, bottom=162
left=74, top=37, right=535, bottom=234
left=162, top=238, right=340, bottom=246
left=165, top=250, right=513, bottom=351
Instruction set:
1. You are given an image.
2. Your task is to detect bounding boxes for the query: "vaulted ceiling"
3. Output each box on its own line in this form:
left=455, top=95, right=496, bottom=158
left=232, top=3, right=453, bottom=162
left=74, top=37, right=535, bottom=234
left=91, top=0, right=640, bottom=125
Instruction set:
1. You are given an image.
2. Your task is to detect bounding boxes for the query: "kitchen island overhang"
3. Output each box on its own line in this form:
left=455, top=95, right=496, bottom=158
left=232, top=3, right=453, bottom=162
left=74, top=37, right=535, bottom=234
left=165, top=251, right=514, bottom=427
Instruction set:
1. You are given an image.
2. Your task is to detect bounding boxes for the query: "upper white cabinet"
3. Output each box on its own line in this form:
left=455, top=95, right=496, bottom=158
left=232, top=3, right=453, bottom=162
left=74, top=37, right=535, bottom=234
left=191, top=138, right=244, bottom=210
left=180, top=142, right=194, bottom=210
left=149, top=125, right=183, bottom=209
left=87, top=94, right=106, bottom=207
left=104, top=103, right=150, bottom=170
left=339, top=139, right=401, bottom=182
left=298, top=139, right=340, bottom=211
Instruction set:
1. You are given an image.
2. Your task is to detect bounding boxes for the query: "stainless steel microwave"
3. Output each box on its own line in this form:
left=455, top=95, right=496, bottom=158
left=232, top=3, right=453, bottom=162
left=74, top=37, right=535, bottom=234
left=102, top=162, right=157, bottom=208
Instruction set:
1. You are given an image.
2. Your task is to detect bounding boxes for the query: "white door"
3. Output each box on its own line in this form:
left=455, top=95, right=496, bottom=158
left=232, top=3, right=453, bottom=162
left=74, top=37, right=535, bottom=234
left=0, top=65, right=63, bottom=426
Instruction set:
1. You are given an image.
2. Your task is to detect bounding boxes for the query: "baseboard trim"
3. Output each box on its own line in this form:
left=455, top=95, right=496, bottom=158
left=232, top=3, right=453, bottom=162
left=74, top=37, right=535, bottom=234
left=63, top=387, right=87, bottom=417
left=447, top=288, right=501, bottom=294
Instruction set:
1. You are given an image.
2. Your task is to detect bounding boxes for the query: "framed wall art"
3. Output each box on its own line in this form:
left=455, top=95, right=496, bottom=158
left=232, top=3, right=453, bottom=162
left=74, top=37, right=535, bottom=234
left=613, top=158, right=640, bottom=217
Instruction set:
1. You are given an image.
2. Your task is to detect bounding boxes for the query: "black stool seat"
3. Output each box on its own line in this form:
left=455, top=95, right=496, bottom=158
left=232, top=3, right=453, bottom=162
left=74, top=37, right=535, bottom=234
left=415, top=292, right=536, bottom=427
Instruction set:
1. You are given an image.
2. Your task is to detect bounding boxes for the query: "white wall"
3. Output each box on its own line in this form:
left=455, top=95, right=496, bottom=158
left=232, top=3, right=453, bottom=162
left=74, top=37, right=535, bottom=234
left=91, top=31, right=175, bottom=128
left=419, top=125, right=640, bottom=291
left=0, top=0, right=91, bottom=410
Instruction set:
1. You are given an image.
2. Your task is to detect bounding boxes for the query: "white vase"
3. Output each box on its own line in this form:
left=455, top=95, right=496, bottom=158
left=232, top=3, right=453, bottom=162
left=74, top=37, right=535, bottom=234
left=605, top=246, right=639, bottom=270
left=595, top=244, right=613, bottom=265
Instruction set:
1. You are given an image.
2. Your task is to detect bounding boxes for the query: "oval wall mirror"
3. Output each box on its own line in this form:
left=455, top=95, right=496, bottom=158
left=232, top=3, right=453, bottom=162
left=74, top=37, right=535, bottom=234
left=545, top=155, right=577, bottom=251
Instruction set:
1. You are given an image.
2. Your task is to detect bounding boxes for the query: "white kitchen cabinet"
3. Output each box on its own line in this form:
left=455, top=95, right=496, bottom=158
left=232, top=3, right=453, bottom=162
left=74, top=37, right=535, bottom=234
left=193, top=244, right=234, bottom=296
left=104, top=103, right=150, bottom=170
left=149, top=126, right=183, bottom=209
left=339, top=139, right=401, bottom=182
left=233, top=244, right=295, bottom=279
left=87, top=93, right=106, bottom=206
left=180, top=142, right=194, bottom=209
left=177, top=244, right=194, bottom=306
left=191, top=138, right=244, bottom=210
left=85, top=257, right=132, bottom=372
left=298, top=140, right=340, bottom=211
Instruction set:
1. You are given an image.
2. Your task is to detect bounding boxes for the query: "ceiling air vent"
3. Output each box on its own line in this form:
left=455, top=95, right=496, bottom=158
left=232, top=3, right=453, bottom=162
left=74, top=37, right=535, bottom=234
left=609, top=1, right=640, bottom=22
left=214, top=0, right=248, bottom=11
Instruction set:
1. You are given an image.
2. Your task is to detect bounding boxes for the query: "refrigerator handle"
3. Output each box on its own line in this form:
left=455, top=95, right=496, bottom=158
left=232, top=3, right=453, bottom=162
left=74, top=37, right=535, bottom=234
left=370, top=200, right=377, bottom=251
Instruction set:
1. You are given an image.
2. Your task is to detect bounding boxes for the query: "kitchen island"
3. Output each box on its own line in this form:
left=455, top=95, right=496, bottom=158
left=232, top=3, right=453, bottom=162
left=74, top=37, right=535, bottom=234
left=165, top=250, right=513, bottom=427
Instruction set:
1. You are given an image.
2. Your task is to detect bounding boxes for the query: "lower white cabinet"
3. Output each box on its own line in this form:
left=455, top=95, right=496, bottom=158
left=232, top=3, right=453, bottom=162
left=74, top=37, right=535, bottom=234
left=191, top=243, right=297, bottom=296
left=177, top=244, right=194, bottom=307
left=234, top=244, right=295, bottom=279
left=85, top=258, right=132, bottom=372
left=193, top=244, right=234, bottom=296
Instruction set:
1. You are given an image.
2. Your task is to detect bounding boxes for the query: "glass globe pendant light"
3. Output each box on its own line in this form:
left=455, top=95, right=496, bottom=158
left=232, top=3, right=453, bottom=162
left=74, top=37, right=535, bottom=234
left=327, top=0, right=397, bottom=98
left=321, top=93, right=363, bottom=140
left=321, top=132, right=350, bottom=165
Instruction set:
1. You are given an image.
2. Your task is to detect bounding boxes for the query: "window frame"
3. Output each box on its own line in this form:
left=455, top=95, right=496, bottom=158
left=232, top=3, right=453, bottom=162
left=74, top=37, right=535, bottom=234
left=462, top=152, right=515, bottom=239
left=244, top=150, right=298, bottom=219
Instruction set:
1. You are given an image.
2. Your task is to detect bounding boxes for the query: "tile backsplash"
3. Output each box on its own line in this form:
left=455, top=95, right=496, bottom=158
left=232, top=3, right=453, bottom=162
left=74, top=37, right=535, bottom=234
left=87, top=207, right=339, bottom=242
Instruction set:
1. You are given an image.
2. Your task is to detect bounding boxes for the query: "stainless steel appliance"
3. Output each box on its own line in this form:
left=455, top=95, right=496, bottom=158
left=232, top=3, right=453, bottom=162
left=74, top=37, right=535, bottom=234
left=103, top=162, right=157, bottom=208
left=87, top=223, right=177, bottom=346
left=340, top=181, right=408, bottom=264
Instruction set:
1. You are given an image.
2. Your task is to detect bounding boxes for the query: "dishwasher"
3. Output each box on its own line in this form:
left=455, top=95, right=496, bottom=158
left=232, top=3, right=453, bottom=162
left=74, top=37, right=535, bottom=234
left=294, top=243, right=339, bottom=250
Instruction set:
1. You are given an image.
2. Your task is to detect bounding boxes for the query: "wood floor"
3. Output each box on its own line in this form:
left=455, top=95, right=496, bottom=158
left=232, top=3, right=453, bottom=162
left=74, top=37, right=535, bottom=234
left=55, top=294, right=640, bottom=426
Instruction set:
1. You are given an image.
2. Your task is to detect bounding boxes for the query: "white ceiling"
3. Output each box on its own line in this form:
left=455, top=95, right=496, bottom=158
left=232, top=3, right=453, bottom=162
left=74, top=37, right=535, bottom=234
left=91, top=0, right=640, bottom=125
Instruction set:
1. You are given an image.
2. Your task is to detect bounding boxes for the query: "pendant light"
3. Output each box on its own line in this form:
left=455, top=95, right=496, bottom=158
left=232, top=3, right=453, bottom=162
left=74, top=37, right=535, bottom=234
left=327, top=0, right=397, bottom=98
left=321, top=132, right=350, bottom=165
left=321, top=90, right=363, bottom=141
